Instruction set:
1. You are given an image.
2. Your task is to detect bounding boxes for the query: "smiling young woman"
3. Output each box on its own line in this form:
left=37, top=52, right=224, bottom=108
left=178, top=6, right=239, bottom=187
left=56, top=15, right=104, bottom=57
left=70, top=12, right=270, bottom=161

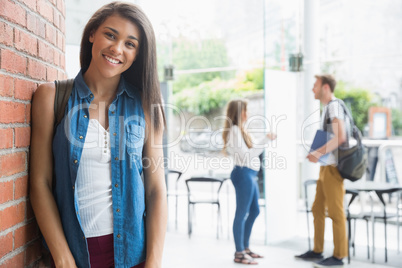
left=30, top=2, right=167, bottom=268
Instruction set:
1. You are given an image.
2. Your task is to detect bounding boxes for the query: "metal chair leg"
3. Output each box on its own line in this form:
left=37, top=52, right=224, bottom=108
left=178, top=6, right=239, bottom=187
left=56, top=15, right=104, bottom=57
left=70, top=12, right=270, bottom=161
left=188, top=203, right=192, bottom=238
left=307, top=210, right=311, bottom=250
left=366, top=219, right=370, bottom=259
left=348, top=217, right=351, bottom=264
left=385, top=217, right=388, bottom=262
left=175, top=189, right=178, bottom=230
left=217, top=204, right=221, bottom=239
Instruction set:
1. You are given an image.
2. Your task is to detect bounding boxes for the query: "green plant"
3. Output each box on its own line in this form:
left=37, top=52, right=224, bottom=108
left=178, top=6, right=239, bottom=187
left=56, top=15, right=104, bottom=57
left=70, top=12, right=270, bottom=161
left=173, top=76, right=262, bottom=115
left=392, top=108, right=402, bottom=136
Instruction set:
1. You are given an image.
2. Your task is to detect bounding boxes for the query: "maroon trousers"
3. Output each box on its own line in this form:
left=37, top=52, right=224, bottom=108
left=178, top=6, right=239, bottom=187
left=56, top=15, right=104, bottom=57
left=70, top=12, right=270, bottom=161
left=51, top=234, right=145, bottom=268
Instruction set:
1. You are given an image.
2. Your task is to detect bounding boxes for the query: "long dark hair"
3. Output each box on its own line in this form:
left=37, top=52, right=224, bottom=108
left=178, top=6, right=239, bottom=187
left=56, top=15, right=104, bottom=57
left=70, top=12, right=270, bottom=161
left=80, top=1, right=165, bottom=130
left=222, top=99, right=252, bottom=151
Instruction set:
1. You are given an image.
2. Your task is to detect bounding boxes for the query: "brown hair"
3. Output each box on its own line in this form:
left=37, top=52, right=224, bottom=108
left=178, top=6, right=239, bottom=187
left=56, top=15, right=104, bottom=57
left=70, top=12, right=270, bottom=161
left=222, top=99, right=252, bottom=150
left=315, top=74, right=336, bottom=93
left=80, top=1, right=165, bottom=130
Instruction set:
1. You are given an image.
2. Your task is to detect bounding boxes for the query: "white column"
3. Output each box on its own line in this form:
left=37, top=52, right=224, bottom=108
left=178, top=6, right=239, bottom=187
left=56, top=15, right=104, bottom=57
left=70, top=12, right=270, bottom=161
left=301, top=0, right=321, bottom=183
left=264, top=70, right=299, bottom=243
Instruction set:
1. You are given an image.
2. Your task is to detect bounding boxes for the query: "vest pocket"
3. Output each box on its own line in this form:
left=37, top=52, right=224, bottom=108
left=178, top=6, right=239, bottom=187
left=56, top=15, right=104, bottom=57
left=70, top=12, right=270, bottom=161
left=125, top=124, right=144, bottom=156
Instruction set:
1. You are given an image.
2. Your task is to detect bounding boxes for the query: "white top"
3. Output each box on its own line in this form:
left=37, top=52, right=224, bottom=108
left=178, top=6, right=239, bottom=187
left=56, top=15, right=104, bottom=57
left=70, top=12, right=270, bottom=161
left=320, top=98, right=352, bottom=166
left=76, top=119, right=113, bottom=238
left=226, top=125, right=271, bottom=171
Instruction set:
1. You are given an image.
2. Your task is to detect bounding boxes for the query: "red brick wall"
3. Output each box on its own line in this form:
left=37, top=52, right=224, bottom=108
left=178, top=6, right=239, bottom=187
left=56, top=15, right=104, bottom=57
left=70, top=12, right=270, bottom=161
left=0, top=0, right=66, bottom=266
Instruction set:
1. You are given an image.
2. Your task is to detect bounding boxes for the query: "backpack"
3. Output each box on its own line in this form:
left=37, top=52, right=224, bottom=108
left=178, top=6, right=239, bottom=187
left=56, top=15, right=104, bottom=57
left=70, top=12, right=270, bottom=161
left=324, top=99, right=368, bottom=181
left=54, top=79, right=74, bottom=129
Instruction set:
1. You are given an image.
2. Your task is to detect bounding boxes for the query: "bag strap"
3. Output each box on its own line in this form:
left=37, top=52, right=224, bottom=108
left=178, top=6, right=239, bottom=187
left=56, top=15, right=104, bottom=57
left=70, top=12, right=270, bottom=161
left=325, top=99, right=363, bottom=144
left=54, top=79, right=74, bottom=130
left=330, top=99, right=356, bottom=126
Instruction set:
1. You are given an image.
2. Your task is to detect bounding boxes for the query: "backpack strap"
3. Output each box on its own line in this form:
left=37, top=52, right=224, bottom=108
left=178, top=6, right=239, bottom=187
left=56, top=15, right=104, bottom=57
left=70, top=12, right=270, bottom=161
left=324, top=99, right=355, bottom=129
left=54, top=79, right=74, bottom=130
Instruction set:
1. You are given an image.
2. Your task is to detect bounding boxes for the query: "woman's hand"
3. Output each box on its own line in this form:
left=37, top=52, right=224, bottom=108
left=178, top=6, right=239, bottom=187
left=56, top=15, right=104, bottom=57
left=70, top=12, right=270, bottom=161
left=266, top=132, right=277, bottom=140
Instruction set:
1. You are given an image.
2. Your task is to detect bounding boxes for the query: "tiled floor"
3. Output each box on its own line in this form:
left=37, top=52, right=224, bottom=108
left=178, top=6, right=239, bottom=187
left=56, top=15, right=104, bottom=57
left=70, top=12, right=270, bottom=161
left=163, top=187, right=401, bottom=267
left=162, top=232, right=395, bottom=267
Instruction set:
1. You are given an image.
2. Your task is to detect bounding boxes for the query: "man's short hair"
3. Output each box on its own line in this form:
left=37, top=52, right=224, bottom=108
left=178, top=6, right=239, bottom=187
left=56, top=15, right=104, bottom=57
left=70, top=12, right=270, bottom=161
left=315, top=74, right=336, bottom=92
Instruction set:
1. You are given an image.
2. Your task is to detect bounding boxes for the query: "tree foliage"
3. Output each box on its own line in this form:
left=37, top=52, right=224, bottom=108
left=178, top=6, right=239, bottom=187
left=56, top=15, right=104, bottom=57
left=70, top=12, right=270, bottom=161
left=157, top=38, right=232, bottom=94
left=173, top=69, right=263, bottom=115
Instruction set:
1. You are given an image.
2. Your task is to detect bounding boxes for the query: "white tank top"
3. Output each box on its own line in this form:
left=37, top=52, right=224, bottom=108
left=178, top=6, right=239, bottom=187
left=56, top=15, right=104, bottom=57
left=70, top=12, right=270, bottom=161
left=76, top=119, right=113, bottom=238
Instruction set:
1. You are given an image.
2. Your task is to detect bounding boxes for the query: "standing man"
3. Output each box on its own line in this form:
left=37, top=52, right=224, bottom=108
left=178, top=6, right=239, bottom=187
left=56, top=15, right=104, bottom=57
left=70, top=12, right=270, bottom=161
left=296, top=74, right=351, bottom=267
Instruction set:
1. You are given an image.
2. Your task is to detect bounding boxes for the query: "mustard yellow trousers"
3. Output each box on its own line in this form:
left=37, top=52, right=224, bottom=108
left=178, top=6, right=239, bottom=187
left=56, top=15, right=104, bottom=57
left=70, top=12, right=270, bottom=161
left=312, top=165, right=348, bottom=258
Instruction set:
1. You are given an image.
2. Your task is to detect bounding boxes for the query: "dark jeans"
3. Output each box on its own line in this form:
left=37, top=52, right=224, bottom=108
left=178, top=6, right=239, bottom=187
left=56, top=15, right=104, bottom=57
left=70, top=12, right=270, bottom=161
left=51, top=234, right=145, bottom=268
left=230, top=166, right=260, bottom=252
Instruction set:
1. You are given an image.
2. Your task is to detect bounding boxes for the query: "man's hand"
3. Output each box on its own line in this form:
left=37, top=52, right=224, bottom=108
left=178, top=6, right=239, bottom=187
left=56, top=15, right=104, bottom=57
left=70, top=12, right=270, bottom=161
left=306, top=150, right=322, bottom=163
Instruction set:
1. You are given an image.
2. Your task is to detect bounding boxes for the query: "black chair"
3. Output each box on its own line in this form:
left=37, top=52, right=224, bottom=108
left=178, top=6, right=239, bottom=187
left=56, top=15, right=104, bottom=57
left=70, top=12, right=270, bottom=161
left=185, top=176, right=226, bottom=239
left=361, top=187, right=401, bottom=262
left=303, top=179, right=368, bottom=264
left=346, top=189, right=370, bottom=263
left=166, top=170, right=187, bottom=230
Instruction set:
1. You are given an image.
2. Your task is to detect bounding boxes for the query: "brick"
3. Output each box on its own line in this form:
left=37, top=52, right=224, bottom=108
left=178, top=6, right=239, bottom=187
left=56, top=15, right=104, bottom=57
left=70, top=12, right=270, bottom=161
left=0, top=74, right=14, bottom=97
left=0, top=232, right=13, bottom=259
left=37, top=0, right=53, bottom=22
left=56, top=0, right=64, bottom=17
left=49, top=0, right=56, bottom=6
left=0, top=201, right=26, bottom=231
left=0, top=101, right=26, bottom=124
left=38, top=41, right=53, bottom=63
left=57, top=70, right=64, bottom=80
left=0, top=0, right=26, bottom=27
left=45, top=24, right=56, bottom=45
left=21, top=0, right=36, bottom=11
left=59, top=13, right=65, bottom=34
left=26, top=103, right=31, bottom=124
left=0, top=128, right=13, bottom=149
left=14, top=221, right=39, bottom=249
left=46, top=66, right=57, bottom=81
left=53, top=50, right=60, bottom=66
left=60, top=52, right=65, bottom=69
left=0, top=49, right=27, bottom=75
left=14, top=178, right=28, bottom=204
left=53, top=7, right=59, bottom=28
left=26, top=240, right=42, bottom=266
left=0, top=251, right=24, bottom=268
left=26, top=13, right=37, bottom=34
left=57, top=31, right=63, bottom=51
left=36, top=19, right=46, bottom=39
left=14, top=29, right=37, bottom=57
left=27, top=59, right=46, bottom=81
left=0, top=180, right=13, bottom=204
left=14, top=79, right=36, bottom=101
left=15, top=175, right=28, bottom=200
left=0, top=152, right=26, bottom=178
left=0, top=21, right=13, bottom=47
left=15, top=127, right=31, bottom=148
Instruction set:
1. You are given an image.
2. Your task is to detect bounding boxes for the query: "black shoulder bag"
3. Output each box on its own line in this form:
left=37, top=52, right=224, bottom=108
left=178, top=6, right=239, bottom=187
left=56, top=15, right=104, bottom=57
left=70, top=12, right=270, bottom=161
left=54, top=79, right=74, bottom=129
left=324, top=99, right=368, bottom=181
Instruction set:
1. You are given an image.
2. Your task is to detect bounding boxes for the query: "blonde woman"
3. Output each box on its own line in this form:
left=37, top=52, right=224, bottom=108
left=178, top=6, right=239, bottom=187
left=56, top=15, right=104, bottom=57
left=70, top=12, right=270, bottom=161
left=222, top=99, right=276, bottom=265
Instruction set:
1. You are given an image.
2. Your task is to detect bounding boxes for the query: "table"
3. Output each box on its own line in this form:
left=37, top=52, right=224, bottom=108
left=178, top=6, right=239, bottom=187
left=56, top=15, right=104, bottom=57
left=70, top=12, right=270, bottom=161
left=345, top=181, right=402, bottom=263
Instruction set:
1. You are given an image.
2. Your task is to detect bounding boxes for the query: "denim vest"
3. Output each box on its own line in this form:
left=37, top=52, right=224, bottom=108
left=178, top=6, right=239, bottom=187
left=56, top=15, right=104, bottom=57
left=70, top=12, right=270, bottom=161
left=52, top=70, right=146, bottom=268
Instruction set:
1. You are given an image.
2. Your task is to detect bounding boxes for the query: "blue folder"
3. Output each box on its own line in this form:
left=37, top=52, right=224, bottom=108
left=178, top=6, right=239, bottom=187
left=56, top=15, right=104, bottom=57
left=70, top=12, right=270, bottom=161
left=310, top=130, right=333, bottom=164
